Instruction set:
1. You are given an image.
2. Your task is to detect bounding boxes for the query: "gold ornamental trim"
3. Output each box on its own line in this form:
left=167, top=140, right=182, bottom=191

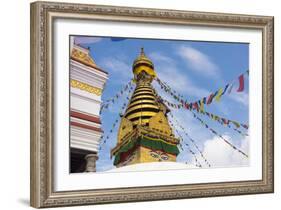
left=126, top=111, right=158, bottom=120
left=128, top=99, right=157, bottom=108
left=131, top=94, right=155, bottom=101
left=131, top=118, right=150, bottom=125
left=71, top=48, right=97, bottom=68
left=71, top=79, right=102, bottom=96
left=125, top=104, right=159, bottom=115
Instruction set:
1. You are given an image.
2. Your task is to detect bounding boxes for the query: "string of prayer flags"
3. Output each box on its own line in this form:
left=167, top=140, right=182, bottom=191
left=100, top=80, right=134, bottom=113
left=204, top=112, right=249, bottom=137
left=169, top=119, right=203, bottom=167
left=172, top=126, right=203, bottom=168
left=99, top=86, right=134, bottom=150
left=161, top=96, right=249, bottom=134
left=199, top=98, right=205, bottom=113
left=169, top=114, right=211, bottom=167
left=181, top=142, right=203, bottom=168
left=190, top=111, right=248, bottom=158
left=156, top=69, right=249, bottom=109
left=156, top=73, right=249, bottom=136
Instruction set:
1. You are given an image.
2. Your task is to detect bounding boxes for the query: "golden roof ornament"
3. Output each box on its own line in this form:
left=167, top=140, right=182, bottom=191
left=71, top=44, right=98, bottom=69
left=132, top=47, right=156, bottom=81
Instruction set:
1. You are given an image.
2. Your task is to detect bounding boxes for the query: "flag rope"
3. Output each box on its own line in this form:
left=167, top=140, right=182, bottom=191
left=190, top=110, right=249, bottom=158
left=154, top=78, right=249, bottom=136
left=161, top=97, right=249, bottom=136
left=169, top=121, right=203, bottom=168
left=168, top=112, right=211, bottom=167
left=100, top=80, right=134, bottom=114
left=155, top=69, right=249, bottom=111
left=98, top=85, right=134, bottom=150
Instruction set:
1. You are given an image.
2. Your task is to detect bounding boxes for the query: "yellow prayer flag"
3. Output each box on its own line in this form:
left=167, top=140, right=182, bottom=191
left=232, top=121, right=240, bottom=128
left=215, top=88, right=224, bottom=102
left=200, top=99, right=204, bottom=113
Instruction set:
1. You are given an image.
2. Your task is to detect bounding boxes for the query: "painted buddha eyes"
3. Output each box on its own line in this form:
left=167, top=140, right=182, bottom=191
left=149, top=152, right=159, bottom=158
left=160, top=154, right=169, bottom=160
left=149, top=150, right=169, bottom=161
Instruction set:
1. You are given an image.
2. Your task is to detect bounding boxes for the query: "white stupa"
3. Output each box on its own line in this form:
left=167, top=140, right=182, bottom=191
left=106, top=162, right=198, bottom=173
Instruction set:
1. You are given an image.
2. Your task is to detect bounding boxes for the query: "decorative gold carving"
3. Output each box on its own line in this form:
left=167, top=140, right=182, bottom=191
left=131, top=94, right=155, bottom=101
left=117, top=117, right=133, bottom=143
left=125, top=104, right=159, bottom=115
left=128, top=99, right=157, bottom=108
left=133, top=48, right=156, bottom=81
left=149, top=112, right=174, bottom=137
left=71, top=47, right=97, bottom=68
left=112, top=126, right=179, bottom=156
left=70, top=79, right=102, bottom=96
left=131, top=118, right=150, bottom=125
left=126, top=111, right=158, bottom=121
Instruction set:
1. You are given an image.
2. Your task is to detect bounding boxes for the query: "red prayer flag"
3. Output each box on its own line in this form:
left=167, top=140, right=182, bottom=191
left=193, top=102, right=199, bottom=111
left=207, top=93, right=214, bottom=104
left=237, top=74, right=244, bottom=92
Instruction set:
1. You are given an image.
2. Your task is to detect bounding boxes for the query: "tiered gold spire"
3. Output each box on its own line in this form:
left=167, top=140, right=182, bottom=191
left=124, top=48, right=158, bottom=127
left=111, top=48, right=179, bottom=167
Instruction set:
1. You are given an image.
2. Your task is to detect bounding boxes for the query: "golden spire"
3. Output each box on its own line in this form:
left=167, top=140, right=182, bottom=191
left=132, top=48, right=156, bottom=82
left=111, top=48, right=179, bottom=167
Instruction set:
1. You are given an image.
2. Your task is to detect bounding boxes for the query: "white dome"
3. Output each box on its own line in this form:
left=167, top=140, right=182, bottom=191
left=106, top=162, right=198, bottom=173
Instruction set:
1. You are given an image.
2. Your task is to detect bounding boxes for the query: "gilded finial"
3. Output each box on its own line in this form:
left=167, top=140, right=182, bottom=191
left=140, top=47, right=145, bottom=55
left=132, top=47, right=156, bottom=81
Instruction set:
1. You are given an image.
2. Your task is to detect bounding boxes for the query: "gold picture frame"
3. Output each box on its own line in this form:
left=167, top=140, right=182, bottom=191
left=30, top=1, right=274, bottom=208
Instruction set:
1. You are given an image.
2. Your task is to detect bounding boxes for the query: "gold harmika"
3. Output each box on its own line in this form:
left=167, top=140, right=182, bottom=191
left=71, top=79, right=102, bottom=96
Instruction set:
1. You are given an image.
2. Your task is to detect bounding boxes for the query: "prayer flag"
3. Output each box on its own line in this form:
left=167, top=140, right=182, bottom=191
left=199, top=99, right=204, bottom=112
left=242, top=124, right=249, bottom=129
left=193, top=102, right=199, bottom=111
left=228, top=84, right=233, bottom=94
left=237, top=74, right=245, bottom=92
left=215, top=88, right=224, bottom=102
left=207, top=93, right=214, bottom=105
left=231, top=121, right=240, bottom=128
left=222, top=84, right=229, bottom=95
left=222, top=118, right=229, bottom=125
left=203, top=97, right=207, bottom=104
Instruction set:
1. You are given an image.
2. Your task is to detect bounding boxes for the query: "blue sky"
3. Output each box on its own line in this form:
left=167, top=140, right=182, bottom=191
left=73, top=36, right=249, bottom=172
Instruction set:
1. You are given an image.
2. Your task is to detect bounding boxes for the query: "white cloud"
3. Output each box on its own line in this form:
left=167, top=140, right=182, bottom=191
left=228, top=91, right=249, bottom=107
left=195, top=135, right=249, bottom=168
left=156, top=66, right=210, bottom=98
left=74, top=36, right=103, bottom=44
left=148, top=52, right=175, bottom=64
left=100, top=57, right=131, bottom=81
left=148, top=51, right=209, bottom=98
left=178, top=46, right=220, bottom=78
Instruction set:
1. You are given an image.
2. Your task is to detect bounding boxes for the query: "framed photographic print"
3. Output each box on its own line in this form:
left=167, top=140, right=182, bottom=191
left=30, top=1, right=274, bottom=208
